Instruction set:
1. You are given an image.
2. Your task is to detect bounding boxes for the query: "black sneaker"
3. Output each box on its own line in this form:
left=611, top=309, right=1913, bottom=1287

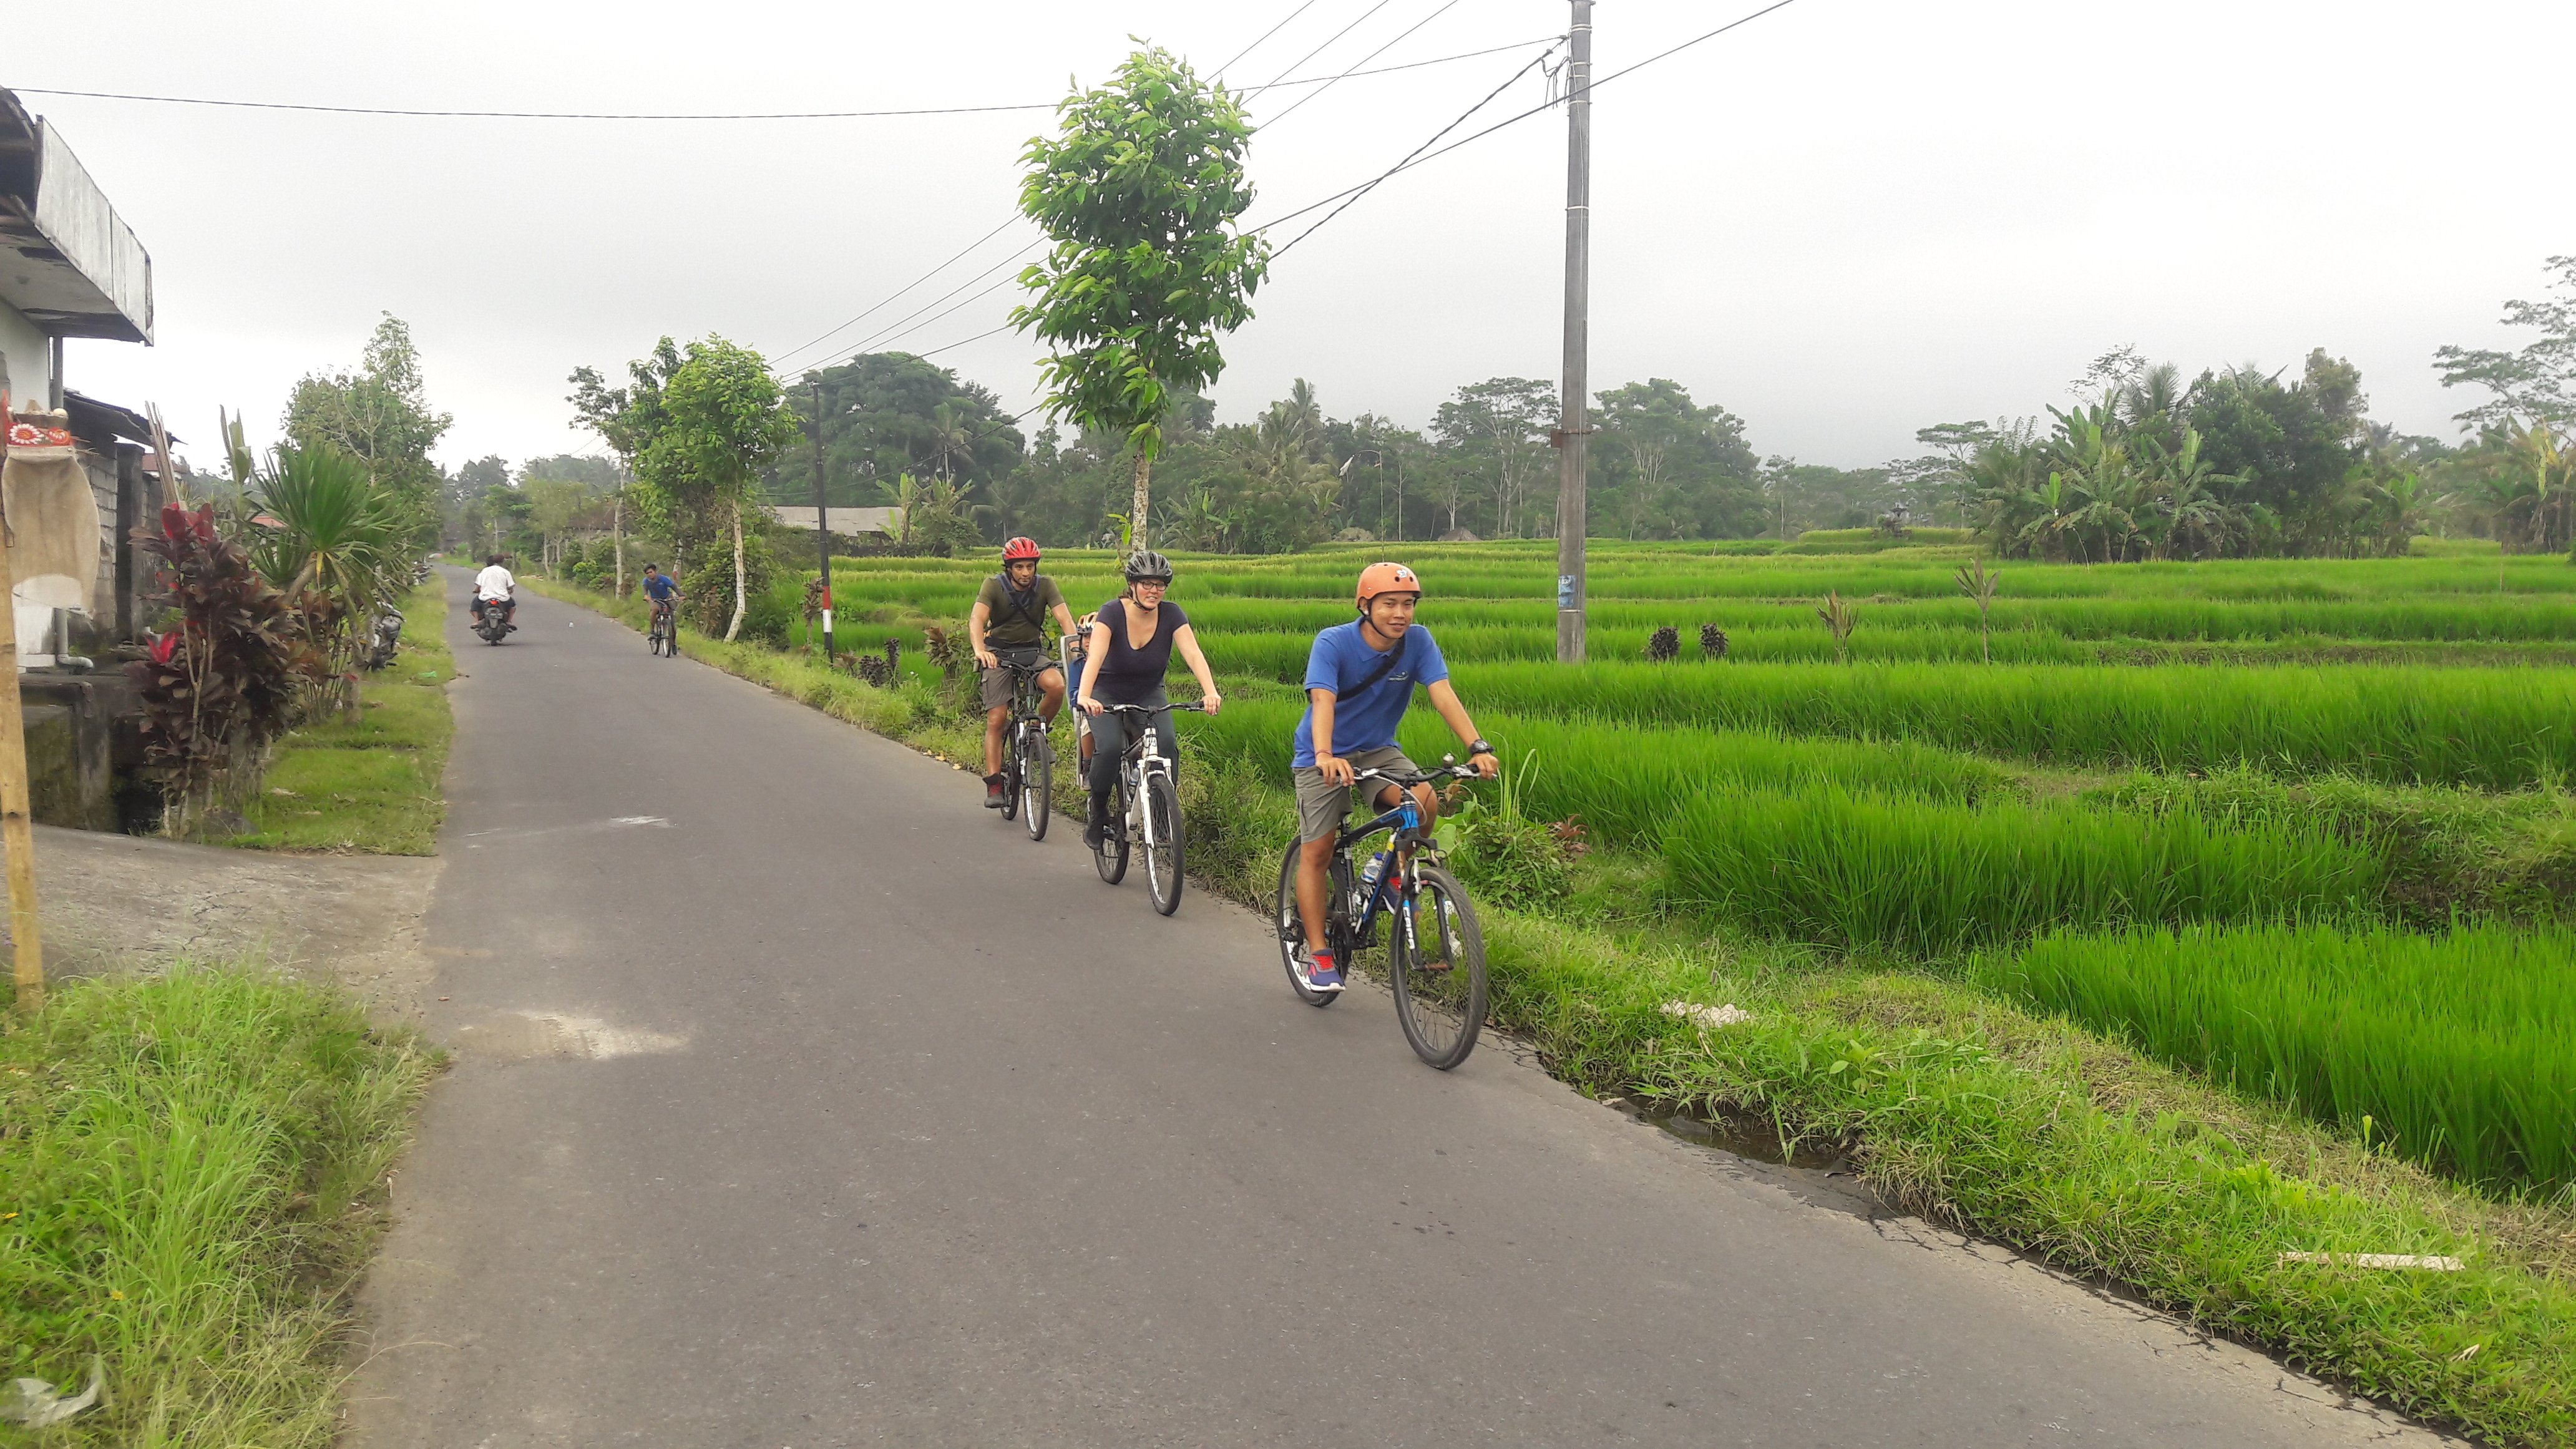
left=983, top=774, right=1008, bottom=809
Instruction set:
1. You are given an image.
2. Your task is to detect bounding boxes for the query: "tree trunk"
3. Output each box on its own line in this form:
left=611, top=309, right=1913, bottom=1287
left=724, top=499, right=748, bottom=642
left=1130, top=449, right=1153, bottom=551
left=613, top=492, right=625, bottom=597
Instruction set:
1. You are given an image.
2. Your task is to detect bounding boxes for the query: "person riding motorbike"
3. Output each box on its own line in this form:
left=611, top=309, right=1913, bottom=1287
left=471, top=554, right=517, bottom=631
left=1289, top=562, right=1497, bottom=993
left=970, top=538, right=1080, bottom=808
left=1075, top=551, right=1221, bottom=847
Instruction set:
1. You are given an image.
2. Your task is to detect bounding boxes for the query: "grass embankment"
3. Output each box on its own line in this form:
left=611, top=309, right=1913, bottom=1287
left=0, top=968, right=435, bottom=1446
left=529, top=570, right=2576, bottom=1443
left=232, top=577, right=456, bottom=854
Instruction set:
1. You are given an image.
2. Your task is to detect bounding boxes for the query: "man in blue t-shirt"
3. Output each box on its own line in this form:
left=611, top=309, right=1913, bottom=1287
left=1289, top=562, right=1498, bottom=993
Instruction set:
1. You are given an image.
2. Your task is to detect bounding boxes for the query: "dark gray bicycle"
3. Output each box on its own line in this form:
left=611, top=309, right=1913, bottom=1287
left=995, top=657, right=1056, bottom=842
left=1272, top=760, right=1488, bottom=1070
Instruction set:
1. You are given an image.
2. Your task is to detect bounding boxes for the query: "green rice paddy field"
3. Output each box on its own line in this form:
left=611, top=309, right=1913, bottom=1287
left=808, top=539, right=2576, bottom=1197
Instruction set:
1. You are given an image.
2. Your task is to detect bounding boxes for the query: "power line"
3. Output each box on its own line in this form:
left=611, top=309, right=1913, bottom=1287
left=1254, top=1, right=1397, bottom=94
left=1262, top=0, right=1461, bottom=125
left=768, top=29, right=1561, bottom=377
left=1213, top=0, right=1322, bottom=80
left=769, top=215, right=1025, bottom=371
left=11, top=39, right=1559, bottom=122
left=1266, top=0, right=1809, bottom=256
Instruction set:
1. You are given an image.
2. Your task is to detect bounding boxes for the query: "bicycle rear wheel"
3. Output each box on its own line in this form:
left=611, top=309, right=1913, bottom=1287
left=1143, top=771, right=1183, bottom=915
left=1021, top=726, right=1051, bottom=841
left=1272, top=842, right=1348, bottom=1008
left=1389, top=863, right=1487, bottom=1070
left=1093, top=778, right=1129, bottom=884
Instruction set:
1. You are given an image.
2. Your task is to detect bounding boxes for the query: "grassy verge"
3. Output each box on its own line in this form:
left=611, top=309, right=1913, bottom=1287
left=231, top=578, right=456, bottom=854
left=0, top=968, right=436, bottom=1447
left=524, top=574, right=2576, bottom=1444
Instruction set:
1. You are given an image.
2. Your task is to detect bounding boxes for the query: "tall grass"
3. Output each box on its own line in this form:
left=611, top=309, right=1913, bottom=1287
left=1460, top=660, right=2576, bottom=788
left=1982, top=922, right=2576, bottom=1191
left=1662, top=781, right=2386, bottom=951
left=0, top=968, right=434, bottom=1447
left=1180, top=700, right=2008, bottom=849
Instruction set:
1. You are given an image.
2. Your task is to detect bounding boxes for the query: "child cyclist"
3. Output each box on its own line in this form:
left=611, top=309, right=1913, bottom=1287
left=1289, top=563, right=1498, bottom=993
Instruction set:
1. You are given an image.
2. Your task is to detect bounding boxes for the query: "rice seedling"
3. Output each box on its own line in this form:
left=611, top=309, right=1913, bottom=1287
left=1980, top=922, right=2576, bottom=1191
left=1661, top=780, right=2386, bottom=951
left=1458, top=660, right=2576, bottom=789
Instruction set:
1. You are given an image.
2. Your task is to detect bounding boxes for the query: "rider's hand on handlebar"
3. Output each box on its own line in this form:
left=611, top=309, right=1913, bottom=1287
left=1201, top=694, right=1222, bottom=718
left=1317, top=753, right=1354, bottom=787
left=973, top=646, right=997, bottom=669
left=1080, top=693, right=1105, bottom=716
left=1470, top=751, right=1500, bottom=779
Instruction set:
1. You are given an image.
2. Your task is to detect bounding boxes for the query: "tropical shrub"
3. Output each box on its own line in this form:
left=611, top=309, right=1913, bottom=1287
left=125, top=504, right=303, bottom=831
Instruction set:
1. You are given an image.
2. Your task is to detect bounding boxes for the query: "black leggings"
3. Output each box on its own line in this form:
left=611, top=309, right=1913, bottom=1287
left=1088, top=691, right=1176, bottom=798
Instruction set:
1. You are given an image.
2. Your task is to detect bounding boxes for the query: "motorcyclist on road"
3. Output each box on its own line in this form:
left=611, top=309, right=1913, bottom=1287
left=471, top=554, right=517, bottom=631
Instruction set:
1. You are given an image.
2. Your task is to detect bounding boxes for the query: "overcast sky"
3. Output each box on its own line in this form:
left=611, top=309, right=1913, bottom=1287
left=22, top=0, right=2576, bottom=476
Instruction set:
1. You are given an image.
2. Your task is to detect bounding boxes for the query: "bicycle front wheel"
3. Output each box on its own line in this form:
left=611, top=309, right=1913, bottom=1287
left=1390, top=864, right=1487, bottom=1070
left=1143, top=771, right=1183, bottom=915
left=1093, top=778, right=1129, bottom=884
left=1022, top=727, right=1051, bottom=841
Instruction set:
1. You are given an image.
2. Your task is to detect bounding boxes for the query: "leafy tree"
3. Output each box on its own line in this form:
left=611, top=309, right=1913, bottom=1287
left=570, top=339, right=683, bottom=595
left=1433, top=378, right=1555, bottom=538
left=786, top=352, right=1025, bottom=514
left=283, top=313, right=452, bottom=545
left=1012, top=46, right=1269, bottom=549
left=252, top=445, right=408, bottom=720
left=520, top=454, right=622, bottom=488
left=2435, top=256, right=2576, bottom=431
left=643, top=337, right=803, bottom=641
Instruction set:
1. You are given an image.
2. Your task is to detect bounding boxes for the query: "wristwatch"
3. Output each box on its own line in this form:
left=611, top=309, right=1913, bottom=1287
left=1468, top=739, right=1495, bottom=757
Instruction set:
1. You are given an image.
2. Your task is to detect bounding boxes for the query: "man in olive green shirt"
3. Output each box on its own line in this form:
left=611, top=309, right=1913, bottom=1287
left=969, top=538, right=1080, bottom=807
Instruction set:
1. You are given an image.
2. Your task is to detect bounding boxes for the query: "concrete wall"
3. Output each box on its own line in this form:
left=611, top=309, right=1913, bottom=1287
left=0, top=295, right=50, bottom=406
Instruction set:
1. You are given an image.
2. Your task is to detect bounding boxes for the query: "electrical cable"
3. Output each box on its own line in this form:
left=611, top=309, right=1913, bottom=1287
left=1252, top=1, right=1397, bottom=95
left=1264, top=0, right=1808, bottom=257
left=1212, top=0, right=1322, bottom=80
left=1261, top=0, right=1460, bottom=125
left=11, top=38, right=1558, bottom=122
left=796, top=242, right=1043, bottom=376
left=768, top=215, right=1025, bottom=371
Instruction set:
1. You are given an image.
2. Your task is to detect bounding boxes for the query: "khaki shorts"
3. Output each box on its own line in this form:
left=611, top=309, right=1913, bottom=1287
left=1293, top=745, right=1423, bottom=843
left=980, top=649, right=1058, bottom=711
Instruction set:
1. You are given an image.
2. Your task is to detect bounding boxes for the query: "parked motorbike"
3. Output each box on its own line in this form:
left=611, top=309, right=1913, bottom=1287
left=363, top=608, right=404, bottom=670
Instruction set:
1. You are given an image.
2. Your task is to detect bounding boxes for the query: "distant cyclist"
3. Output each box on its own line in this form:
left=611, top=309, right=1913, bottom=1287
left=1074, top=550, right=1221, bottom=847
left=1289, top=562, right=1496, bottom=993
left=471, top=554, right=517, bottom=632
left=639, top=563, right=682, bottom=622
left=970, top=537, right=1080, bottom=809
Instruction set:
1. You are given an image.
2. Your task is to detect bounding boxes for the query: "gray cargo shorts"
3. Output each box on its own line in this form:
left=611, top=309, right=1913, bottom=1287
left=1292, top=745, right=1423, bottom=843
left=980, top=648, right=1058, bottom=711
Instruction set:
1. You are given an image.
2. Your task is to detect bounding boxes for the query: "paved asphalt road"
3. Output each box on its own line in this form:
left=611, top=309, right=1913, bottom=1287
left=348, top=573, right=2454, bottom=1448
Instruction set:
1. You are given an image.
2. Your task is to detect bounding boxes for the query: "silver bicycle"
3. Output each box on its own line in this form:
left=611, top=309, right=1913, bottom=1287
left=1089, top=700, right=1203, bottom=916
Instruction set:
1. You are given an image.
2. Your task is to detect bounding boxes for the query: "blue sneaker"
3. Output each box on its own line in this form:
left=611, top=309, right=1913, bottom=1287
left=1299, top=947, right=1345, bottom=994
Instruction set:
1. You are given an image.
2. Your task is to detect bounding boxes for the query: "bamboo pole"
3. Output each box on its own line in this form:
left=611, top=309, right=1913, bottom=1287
left=0, top=391, right=46, bottom=1012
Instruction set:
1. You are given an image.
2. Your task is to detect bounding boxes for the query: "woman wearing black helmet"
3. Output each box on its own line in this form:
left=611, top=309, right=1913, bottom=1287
left=1075, top=550, right=1222, bottom=847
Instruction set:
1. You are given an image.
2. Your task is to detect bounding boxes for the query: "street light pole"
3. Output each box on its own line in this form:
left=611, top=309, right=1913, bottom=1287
left=1553, top=0, right=1594, bottom=663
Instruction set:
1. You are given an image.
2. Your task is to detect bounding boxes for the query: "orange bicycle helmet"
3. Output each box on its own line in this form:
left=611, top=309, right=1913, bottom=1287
left=1002, top=537, right=1041, bottom=562
left=1355, top=562, right=1421, bottom=608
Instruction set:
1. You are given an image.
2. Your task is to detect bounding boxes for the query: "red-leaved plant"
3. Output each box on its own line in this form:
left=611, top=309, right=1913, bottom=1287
left=125, top=502, right=305, bottom=831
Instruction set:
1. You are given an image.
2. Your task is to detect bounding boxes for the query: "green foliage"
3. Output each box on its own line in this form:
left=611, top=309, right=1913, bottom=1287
left=1661, top=781, right=2384, bottom=952
left=1432, top=753, right=1574, bottom=900
left=124, top=504, right=306, bottom=831
left=281, top=313, right=451, bottom=547
left=1985, top=921, right=2576, bottom=1190
left=1012, top=46, right=1268, bottom=542
left=0, top=968, right=433, bottom=1445
left=2435, top=255, right=2576, bottom=432
left=253, top=444, right=411, bottom=713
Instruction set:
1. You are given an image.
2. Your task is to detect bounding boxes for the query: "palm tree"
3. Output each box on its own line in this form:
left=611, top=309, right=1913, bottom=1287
left=253, top=444, right=407, bottom=720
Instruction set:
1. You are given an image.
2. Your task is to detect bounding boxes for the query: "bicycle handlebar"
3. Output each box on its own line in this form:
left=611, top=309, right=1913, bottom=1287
left=1095, top=700, right=1207, bottom=715
left=1351, top=762, right=1483, bottom=788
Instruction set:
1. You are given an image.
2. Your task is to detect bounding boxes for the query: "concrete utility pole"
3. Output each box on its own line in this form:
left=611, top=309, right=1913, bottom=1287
left=809, top=379, right=836, bottom=663
left=1553, top=0, right=1594, bottom=665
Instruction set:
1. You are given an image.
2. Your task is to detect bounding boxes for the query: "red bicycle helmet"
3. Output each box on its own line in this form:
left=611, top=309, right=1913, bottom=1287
left=1002, top=537, right=1042, bottom=562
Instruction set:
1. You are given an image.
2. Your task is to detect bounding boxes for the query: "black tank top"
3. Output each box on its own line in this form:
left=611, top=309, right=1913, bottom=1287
left=1093, top=598, right=1187, bottom=705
